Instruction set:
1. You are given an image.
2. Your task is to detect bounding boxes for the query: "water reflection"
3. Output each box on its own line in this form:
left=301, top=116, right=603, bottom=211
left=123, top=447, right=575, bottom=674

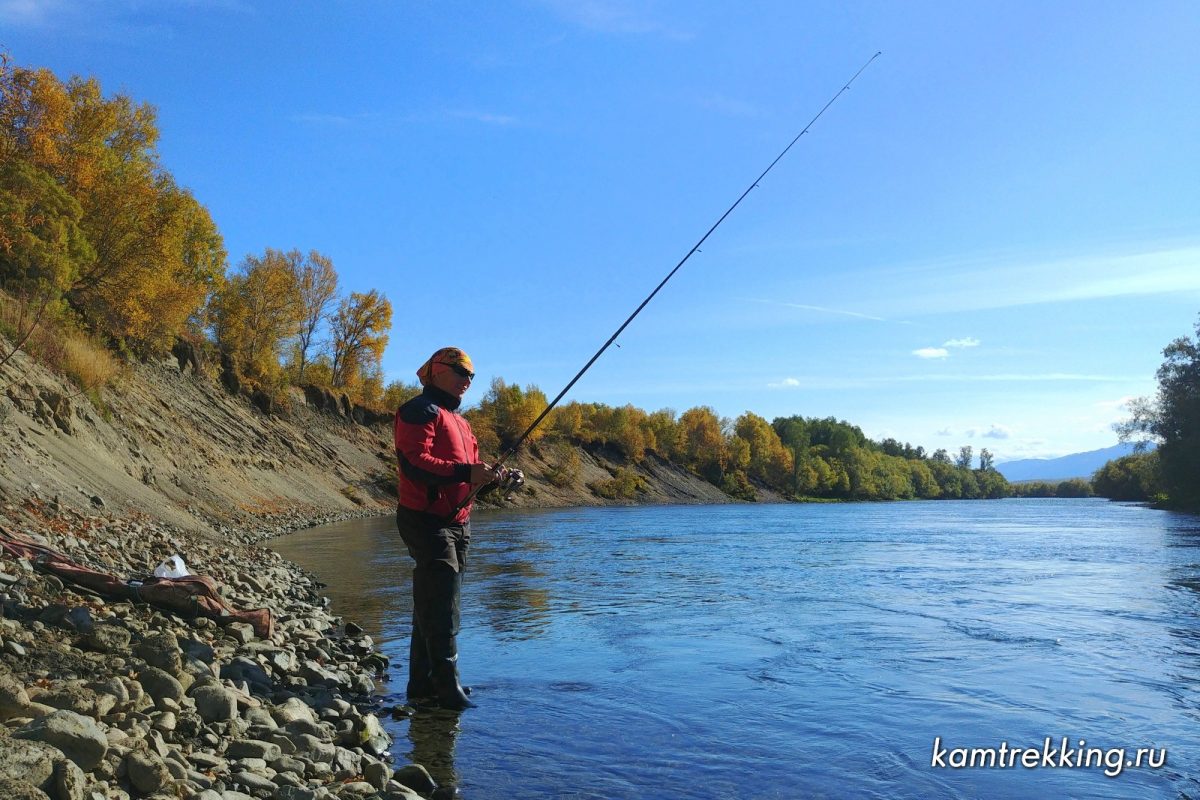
left=406, top=708, right=463, bottom=790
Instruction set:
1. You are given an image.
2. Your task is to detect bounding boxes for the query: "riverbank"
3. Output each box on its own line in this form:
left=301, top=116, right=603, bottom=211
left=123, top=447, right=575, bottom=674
left=0, top=500, right=462, bottom=800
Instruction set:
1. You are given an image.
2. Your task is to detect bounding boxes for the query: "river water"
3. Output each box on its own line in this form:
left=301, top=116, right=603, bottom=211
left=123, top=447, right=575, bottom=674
left=270, top=499, right=1200, bottom=799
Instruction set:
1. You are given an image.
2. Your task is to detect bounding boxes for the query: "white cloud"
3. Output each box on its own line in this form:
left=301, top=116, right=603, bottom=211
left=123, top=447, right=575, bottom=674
left=983, top=425, right=1011, bottom=440
left=750, top=299, right=893, bottom=323
left=936, top=428, right=953, bottom=436
left=768, top=377, right=801, bottom=389
left=943, top=337, right=980, bottom=349
left=913, top=347, right=949, bottom=359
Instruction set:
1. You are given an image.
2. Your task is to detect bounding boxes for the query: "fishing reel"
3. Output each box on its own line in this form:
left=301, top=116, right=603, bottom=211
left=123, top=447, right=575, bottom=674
left=496, top=467, right=525, bottom=500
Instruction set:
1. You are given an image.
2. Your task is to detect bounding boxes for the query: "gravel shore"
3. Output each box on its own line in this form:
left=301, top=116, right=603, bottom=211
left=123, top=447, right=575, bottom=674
left=0, top=502, right=452, bottom=800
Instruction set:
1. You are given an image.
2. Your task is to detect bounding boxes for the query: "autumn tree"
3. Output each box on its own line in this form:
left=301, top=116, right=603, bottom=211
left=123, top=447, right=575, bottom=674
left=646, top=409, right=680, bottom=460
left=330, top=289, right=392, bottom=395
left=733, top=412, right=793, bottom=488
left=474, top=378, right=548, bottom=451
left=290, top=250, right=338, bottom=383
left=211, top=249, right=302, bottom=382
left=0, top=52, right=225, bottom=353
left=677, top=406, right=727, bottom=481
left=382, top=379, right=422, bottom=410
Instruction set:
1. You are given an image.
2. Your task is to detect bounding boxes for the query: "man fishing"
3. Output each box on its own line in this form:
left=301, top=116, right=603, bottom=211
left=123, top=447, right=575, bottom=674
left=394, top=346, right=505, bottom=710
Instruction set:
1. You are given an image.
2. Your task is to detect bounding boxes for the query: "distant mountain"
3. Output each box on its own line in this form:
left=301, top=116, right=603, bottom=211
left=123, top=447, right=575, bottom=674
left=997, top=443, right=1150, bottom=483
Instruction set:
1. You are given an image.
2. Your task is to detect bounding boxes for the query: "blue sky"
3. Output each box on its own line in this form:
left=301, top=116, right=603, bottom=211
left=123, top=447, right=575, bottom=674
left=4, top=0, right=1198, bottom=461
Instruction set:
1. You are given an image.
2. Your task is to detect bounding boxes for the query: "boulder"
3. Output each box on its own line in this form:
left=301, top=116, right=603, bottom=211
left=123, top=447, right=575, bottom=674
left=13, top=710, right=108, bottom=771
left=137, top=667, right=185, bottom=706
left=125, top=751, right=170, bottom=795
left=191, top=685, right=237, bottom=723
left=0, top=779, right=51, bottom=800
left=135, top=631, right=184, bottom=676
left=53, top=758, right=87, bottom=800
left=0, top=738, right=57, bottom=788
left=0, top=672, right=33, bottom=720
left=34, top=684, right=116, bottom=719
left=270, top=698, right=317, bottom=726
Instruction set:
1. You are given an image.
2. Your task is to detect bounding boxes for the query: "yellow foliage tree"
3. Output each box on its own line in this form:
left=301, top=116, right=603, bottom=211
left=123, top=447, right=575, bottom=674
left=733, top=412, right=794, bottom=488
left=212, top=249, right=302, bottom=382
left=478, top=378, right=548, bottom=450
left=677, top=406, right=728, bottom=480
left=330, top=289, right=392, bottom=393
left=0, top=52, right=225, bottom=353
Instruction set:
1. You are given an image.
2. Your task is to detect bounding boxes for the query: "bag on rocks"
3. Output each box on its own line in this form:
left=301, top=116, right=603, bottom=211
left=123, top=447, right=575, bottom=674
left=0, top=526, right=273, bottom=639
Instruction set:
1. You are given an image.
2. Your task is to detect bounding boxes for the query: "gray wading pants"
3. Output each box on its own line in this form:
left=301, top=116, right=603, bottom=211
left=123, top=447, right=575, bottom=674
left=396, top=506, right=471, bottom=706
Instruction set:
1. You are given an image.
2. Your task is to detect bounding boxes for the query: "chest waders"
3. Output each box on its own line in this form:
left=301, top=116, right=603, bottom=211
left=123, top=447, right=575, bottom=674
left=398, top=509, right=475, bottom=711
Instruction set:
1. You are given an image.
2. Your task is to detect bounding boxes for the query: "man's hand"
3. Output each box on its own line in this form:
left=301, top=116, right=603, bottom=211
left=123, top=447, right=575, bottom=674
left=469, top=462, right=500, bottom=485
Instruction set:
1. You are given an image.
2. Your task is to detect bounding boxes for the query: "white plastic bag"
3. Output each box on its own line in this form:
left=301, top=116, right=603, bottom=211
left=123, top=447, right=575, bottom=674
left=153, top=554, right=190, bottom=579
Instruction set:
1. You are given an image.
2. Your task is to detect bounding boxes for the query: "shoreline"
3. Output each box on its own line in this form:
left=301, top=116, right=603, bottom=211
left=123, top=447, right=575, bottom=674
left=0, top=502, right=447, bottom=800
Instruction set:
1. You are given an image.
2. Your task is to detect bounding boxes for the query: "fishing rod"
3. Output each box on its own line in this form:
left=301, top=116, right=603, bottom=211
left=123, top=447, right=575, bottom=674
left=462, top=51, right=882, bottom=509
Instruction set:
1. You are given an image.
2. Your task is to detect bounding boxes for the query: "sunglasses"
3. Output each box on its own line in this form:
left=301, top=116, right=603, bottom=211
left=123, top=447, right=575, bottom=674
left=442, top=363, right=474, bottom=380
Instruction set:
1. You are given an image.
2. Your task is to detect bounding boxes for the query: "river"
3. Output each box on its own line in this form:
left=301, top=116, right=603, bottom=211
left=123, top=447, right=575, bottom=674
left=270, top=499, right=1200, bottom=799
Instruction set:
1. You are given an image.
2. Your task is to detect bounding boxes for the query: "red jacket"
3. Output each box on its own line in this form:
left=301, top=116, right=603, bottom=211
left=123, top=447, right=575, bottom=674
left=394, top=388, right=478, bottom=523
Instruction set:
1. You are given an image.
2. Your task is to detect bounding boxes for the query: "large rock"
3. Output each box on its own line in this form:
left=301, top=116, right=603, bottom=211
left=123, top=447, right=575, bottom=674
left=125, top=751, right=170, bottom=794
left=270, top=697, right=318, bottom=726
left=34, top=684, right=116, bottom=719
left=220, top=657, right=272, bottom=692
left=224, top=739, right=282, bottom=761
left=191, top=685, right=237, bottom=723
left=137, top=667, right=185, bottom=706
left=0, top=672, right=33, bottom=720
left=0, top=779, right=51, bottom=800
left=0, top=738, right=57, bottom=788
left=13, top=710, right=108, bottom=771
left=80, top=624, right=131, bottom=654
left=53, top=759, right=87, bottom=800
left=393, top=764, right=437, bottom=794
left=358, top=713, right=391, bottom=757
left=135, top=631, right=184, bottom=676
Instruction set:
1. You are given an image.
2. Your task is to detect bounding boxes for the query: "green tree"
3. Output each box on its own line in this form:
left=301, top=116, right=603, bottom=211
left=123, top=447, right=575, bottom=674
left=956, top=446, right=974, bottom=470
left=0, top=159, right=93, bottom=369
left=1092, top=452, right=1161, bottom=501
left=1117, top=315, right=1200, bottom=508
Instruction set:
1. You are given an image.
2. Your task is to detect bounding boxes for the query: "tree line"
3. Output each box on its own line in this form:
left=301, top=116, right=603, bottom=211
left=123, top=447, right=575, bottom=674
left=0, top=52, right=398, bottom=406
left=464, top=378, right=1011, bottom=502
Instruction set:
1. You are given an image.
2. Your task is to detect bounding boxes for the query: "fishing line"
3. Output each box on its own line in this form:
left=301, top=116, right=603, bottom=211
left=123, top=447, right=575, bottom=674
left=461, top=51, right=882, bottom=509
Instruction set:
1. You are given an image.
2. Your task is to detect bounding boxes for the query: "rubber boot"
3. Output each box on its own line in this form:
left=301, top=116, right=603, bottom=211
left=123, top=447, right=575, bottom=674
left=423, top=565, right=475, bottom=710
left=406, top=567, right=437, bottom=702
